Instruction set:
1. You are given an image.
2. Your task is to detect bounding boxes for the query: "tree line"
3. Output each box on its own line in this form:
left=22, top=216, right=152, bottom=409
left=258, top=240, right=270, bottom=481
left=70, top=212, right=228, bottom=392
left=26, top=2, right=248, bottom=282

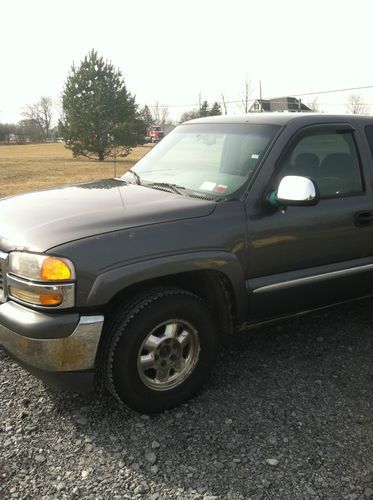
left=0, top=49, right=370, bottom=160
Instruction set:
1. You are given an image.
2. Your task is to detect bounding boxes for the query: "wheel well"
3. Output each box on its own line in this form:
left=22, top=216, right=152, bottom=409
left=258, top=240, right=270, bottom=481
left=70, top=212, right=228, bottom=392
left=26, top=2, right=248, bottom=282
left=105, top=270, right=236, bottom=336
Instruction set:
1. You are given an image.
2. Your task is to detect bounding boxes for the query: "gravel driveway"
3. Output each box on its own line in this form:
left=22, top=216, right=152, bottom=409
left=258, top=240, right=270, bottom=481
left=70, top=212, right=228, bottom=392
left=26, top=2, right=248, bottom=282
left=1, top=300, right=372, bottom=499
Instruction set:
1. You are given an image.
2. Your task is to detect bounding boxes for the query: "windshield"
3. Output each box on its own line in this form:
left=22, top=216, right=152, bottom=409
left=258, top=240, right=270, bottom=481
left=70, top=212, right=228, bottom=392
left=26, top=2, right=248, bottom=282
left=123, top=123, right=280, bottom=197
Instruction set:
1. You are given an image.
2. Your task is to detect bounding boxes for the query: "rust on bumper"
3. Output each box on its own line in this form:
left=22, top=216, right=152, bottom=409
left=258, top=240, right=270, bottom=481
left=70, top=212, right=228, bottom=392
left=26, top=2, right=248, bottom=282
left=0, top=315, right=104, bottom=372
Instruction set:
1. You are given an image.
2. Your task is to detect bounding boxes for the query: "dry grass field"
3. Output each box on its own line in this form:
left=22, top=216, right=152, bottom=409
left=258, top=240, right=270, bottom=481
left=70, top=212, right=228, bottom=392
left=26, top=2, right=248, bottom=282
left=0, top=142, right=152, bottom=198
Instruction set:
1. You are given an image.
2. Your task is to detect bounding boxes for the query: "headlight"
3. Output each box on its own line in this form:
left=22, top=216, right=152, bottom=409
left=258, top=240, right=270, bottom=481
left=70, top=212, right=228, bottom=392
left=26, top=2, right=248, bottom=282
left=9, top=252, right=75, bottom=282
left=7, top=252, right=75, bottom=308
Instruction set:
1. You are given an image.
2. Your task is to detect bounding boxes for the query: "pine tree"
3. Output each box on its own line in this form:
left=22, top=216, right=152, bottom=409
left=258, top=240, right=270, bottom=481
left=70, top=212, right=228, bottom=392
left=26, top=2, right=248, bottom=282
left=199, top=101, right=210, bottom=117
left=140, top=105, right=154, bottom=130
left=209, top=102, right=222, bottom=116
left=60, top=50, right=145, bottom=161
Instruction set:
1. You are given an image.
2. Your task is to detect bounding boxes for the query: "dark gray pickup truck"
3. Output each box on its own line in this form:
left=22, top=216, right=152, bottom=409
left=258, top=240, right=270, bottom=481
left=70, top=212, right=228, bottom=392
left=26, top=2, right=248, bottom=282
left=1, top=113, right=373, bottom=413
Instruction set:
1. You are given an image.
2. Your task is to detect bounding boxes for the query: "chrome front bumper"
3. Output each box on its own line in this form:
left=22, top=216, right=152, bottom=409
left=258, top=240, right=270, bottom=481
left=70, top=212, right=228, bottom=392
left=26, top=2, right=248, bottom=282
left=0, top=314, right=104, bottom=372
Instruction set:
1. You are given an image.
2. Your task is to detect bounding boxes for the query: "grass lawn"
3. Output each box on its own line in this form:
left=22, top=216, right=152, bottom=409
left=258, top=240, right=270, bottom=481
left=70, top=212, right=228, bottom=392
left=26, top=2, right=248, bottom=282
left=0, top=143, right=152, bottom=198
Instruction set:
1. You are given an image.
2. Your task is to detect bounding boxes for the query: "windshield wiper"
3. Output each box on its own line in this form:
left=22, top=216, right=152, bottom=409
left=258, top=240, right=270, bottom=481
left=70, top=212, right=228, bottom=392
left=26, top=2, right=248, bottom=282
left=127, top=170, right=142, bottom=185
left=146, top=182, right=186, bottom=196
left=125, top=172, right=185, bottom=195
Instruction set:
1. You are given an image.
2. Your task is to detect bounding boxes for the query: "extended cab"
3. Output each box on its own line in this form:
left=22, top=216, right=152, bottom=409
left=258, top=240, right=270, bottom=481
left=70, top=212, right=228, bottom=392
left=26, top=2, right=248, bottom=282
left=1, top=114, right=373, bottom=413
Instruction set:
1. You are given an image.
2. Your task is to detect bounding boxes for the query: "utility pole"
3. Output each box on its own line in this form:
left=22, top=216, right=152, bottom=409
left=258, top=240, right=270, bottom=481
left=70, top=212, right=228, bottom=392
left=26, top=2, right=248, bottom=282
left=259, top=81, right=263, bottom=112
left=114, top=146, right=117, bottom=178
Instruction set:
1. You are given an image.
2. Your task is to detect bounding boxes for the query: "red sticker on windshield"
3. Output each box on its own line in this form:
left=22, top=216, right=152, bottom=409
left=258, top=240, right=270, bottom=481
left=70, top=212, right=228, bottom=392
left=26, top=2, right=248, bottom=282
left=215, top=184, right=227, bottom=193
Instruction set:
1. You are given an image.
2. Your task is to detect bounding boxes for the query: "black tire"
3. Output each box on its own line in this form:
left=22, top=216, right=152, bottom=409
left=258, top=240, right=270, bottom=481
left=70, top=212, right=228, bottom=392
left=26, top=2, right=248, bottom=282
left=99, top=287, right=218, bottom=414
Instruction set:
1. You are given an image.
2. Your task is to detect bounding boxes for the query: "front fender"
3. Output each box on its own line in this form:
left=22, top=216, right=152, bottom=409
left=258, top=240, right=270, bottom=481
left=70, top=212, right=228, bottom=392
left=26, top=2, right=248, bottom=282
left=87, top=251, right=248, bottom=323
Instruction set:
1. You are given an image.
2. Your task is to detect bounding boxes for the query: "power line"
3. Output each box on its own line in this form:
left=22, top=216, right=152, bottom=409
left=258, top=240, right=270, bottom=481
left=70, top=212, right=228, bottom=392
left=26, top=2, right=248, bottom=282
left=290, top=84, right=373, bottom=98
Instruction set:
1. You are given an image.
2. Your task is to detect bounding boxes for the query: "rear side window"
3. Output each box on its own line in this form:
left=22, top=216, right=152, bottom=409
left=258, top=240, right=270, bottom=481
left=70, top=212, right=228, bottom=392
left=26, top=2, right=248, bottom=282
left=365, top=125, right=373, bottom=158
left=277, top=129, right=364, bottom=198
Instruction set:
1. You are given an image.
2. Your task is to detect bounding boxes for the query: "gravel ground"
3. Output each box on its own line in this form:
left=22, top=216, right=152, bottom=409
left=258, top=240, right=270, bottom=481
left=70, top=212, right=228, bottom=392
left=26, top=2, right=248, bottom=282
left=1, top=300, right=372, bottom=500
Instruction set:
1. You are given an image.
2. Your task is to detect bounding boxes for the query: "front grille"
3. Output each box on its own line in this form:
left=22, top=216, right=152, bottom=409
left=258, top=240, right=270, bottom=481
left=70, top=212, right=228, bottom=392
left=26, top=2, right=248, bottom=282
left=0, top=251, right=8, bottom=303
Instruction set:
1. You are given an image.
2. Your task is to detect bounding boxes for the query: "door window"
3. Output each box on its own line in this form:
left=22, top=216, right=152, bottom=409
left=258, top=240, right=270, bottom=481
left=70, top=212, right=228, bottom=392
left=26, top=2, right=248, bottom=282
left=277, top=129, right=364, bottom=198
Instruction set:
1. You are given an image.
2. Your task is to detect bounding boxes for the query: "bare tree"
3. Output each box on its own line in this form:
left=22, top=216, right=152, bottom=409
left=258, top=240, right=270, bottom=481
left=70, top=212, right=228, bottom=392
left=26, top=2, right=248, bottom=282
left=18, top=119, right=44, bottom=143
left=220, top=92, right=228, bottom=115
left=240, top=80, right=252, bottom=114
left=23, top=96, right=53, bottom=140
left=346, top=94, right=368, bottom=115
left=179, top=109, right=200, bottom=123
left=307, top=97, right=320, bottom=112
left=151, top=101, right=169, bottom=125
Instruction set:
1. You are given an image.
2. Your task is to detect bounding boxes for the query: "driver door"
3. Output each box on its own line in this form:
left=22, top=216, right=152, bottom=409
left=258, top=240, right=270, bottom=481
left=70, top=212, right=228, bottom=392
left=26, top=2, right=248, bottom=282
left=246, top=124, right=373, bottom=321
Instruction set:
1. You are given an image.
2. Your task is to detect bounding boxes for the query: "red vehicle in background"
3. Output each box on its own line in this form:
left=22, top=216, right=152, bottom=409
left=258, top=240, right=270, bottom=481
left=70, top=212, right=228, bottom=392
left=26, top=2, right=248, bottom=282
left=149, top=125, right=164, bottom=143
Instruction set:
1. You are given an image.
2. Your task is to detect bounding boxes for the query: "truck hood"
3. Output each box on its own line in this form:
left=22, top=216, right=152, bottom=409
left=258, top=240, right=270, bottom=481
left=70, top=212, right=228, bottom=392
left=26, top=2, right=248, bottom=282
left=0, top=179, right=216, bottom=252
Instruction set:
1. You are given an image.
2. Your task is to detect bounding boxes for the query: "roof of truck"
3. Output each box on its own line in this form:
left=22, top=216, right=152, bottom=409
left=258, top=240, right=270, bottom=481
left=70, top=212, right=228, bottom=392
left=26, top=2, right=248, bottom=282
left=184, top=113, right=373, bottom=127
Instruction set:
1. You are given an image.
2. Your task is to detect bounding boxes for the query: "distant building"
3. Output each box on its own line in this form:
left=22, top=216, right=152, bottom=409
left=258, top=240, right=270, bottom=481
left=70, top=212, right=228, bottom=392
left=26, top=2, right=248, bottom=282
left=250, top=97, right=311, bottom=113
left=8, top=133, right=31, bottom=144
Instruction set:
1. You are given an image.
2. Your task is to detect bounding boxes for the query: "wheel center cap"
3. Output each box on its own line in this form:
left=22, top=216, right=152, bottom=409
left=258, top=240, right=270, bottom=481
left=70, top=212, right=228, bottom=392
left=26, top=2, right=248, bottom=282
left=159, top=345, right=171, bottom=358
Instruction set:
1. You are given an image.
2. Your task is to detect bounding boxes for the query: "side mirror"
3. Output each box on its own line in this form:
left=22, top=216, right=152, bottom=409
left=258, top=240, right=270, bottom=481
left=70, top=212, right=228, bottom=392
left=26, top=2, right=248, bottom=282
left=268, top=175, right=319, bottom=207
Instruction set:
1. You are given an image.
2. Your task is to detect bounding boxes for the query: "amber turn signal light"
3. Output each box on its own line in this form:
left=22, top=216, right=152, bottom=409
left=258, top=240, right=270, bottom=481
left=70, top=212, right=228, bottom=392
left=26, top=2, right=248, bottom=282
left=40, top=257, right=72, bottom=281
left=39, top=293, right=63, bottom=306
left=9, top=287, right=63, bottom=306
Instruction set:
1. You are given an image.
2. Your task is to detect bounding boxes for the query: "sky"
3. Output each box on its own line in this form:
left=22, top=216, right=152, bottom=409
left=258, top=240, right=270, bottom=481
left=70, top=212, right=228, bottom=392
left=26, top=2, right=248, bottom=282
left=2, top=0, right=373, bottom=124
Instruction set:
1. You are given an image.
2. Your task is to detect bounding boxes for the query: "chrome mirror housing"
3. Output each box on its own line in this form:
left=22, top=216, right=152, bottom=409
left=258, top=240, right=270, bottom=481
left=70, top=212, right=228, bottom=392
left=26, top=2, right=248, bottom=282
left=275, top=175, right=319, bottom=206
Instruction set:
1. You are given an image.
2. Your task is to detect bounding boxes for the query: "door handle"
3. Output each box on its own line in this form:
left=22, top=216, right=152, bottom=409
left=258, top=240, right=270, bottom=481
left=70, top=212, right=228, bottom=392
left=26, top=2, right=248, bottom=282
left=355, top=211, right=373, bottom=227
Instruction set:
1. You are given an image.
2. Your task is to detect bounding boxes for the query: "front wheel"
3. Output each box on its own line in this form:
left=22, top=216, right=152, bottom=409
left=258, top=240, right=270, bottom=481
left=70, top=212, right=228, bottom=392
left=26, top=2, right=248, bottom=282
left=100, top=287, right=218, bottom=413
